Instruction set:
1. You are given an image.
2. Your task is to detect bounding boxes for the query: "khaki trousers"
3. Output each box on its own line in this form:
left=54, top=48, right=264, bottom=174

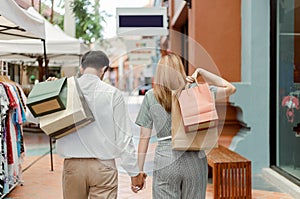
left=62, top=158, right=118, bottom=199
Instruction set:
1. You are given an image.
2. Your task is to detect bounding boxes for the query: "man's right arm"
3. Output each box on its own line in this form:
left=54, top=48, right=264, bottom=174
left=112, top=92, right=140, bottom=176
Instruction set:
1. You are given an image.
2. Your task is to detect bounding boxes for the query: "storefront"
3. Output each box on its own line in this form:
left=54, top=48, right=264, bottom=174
left=163, top=0, right=299, bottom=189
left=271, top=0, right=300, bottom=185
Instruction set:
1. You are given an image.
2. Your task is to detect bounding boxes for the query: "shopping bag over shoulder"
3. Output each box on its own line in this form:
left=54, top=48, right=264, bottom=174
left=26, top=77, right=67, bottom=117
left=39, top=76, right=95, bottom=139
left=171, top=84, right=219, bottom=151
left=178, top=83, right=218, bottom=133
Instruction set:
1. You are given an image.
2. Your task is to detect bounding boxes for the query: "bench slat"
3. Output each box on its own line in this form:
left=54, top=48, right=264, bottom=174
left=207, top=145, right=252, bottom=199
left=207, top=145, right=250, bottom=165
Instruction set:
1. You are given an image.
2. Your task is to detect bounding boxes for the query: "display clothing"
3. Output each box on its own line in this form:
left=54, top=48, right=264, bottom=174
left=0, top=80, right=26, bottom=197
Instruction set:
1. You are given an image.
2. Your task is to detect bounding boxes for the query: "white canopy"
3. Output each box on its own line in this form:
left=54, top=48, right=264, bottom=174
left=0, top=7, right=89, bottom=67
left=0, top=0, right=45, bottom=40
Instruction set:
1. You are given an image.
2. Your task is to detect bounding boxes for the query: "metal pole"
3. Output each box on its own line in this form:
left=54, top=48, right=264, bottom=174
left=43, top=39, right=49, bottom=79
left=49, top=137, right=53, bottom=171
left=42, top=39, right=53, bottom=172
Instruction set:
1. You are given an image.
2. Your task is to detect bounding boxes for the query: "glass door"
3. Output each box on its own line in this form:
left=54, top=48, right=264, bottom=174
left=277, top=0, right=300, bottom=181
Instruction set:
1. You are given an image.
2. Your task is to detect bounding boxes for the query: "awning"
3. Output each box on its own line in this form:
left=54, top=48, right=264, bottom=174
left=0, top=0, right=45, bottom=40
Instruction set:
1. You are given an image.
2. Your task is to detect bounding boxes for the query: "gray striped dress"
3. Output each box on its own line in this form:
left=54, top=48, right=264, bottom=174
left=135, top=89, right=212, bottom=199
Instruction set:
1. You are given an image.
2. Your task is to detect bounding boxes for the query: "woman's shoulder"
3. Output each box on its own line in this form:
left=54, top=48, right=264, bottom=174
left=144, top=89, right=155, bottom=100
left=145, top=88, right=154, bottom=96
left=144, top=89, right=159, bottom=104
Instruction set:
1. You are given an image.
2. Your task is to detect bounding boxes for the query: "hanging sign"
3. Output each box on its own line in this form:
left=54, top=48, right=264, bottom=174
left=125, top=39, right=156, bottom=65
left=116, top=7, right=168, bottom=36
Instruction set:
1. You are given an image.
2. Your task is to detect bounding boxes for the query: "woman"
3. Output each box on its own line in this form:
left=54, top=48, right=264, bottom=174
left=135, top=52, right=236, bottom=198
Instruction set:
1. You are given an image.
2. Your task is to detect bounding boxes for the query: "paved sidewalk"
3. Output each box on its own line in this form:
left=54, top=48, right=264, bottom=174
left=7, top=150, right=292, bottom=199
left=6, top=154, right=295, bottom=199
left=4, top=132, right=295, bottom=199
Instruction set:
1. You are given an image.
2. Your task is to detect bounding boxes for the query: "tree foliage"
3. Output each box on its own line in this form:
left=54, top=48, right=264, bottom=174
left=36, top=1, right=64, bottom=30
left=71, top=0, right=106, bottom=44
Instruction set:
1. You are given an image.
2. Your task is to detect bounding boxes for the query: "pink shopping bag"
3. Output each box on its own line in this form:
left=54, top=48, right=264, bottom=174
left=178, top=83, right=218, bottom=133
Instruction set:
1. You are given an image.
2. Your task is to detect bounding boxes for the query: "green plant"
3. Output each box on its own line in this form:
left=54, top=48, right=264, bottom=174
left=71, top=0, right=107, bottom=44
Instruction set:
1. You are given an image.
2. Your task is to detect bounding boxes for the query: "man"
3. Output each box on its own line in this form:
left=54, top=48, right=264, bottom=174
left=28, top=50, right=146, bottom=199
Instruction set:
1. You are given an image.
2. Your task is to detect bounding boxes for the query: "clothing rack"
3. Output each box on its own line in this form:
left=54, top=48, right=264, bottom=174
left=0, top=182, right=20, bottom=199
left=0, top=76, right=26, bottom=197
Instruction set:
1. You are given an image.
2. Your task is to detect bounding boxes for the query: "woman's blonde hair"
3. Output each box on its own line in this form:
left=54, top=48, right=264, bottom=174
left=153, top=53, right=187, bottom=113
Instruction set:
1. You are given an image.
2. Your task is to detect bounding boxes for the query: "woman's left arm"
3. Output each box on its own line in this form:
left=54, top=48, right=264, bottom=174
left=138, top=127, right=152, bottom=172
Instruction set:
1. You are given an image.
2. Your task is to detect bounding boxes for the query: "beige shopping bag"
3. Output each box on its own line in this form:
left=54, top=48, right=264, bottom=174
left=171, top=92, right=219, bottom=151
left=39, top=76, right=94, bottom=139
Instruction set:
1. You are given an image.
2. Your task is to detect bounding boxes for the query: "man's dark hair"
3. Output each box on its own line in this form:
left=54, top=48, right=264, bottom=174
left=81, top=50, right=109, bottom=70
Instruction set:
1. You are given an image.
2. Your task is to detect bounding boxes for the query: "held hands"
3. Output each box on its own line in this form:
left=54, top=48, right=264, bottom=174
left=131, top=172, right=147, bottom=193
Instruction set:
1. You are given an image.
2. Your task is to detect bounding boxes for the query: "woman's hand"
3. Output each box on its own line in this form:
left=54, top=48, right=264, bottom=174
left=131, top=172, right=147, bottom=193
left=191, top=68, right=237, bottom=99
left=186, top=68, right=201, bottom=84
left=186, top=76, right=196, bottom=84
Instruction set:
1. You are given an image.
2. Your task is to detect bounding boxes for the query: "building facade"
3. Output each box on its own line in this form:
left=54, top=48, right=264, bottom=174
left=160, top=0, right=299, bottom=191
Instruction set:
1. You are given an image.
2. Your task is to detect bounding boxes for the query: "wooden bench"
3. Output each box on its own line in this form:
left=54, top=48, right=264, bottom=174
left=207, top=145, right=252, bottom=199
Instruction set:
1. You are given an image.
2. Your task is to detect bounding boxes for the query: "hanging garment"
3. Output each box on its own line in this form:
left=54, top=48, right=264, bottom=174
left=0, top=77, right=26, bottom=195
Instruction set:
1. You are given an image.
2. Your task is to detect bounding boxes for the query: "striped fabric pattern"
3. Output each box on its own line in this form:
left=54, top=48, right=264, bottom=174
left=135, top=89, right=209, bottom=198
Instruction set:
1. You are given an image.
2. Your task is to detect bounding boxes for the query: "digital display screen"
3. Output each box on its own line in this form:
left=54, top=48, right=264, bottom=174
left=119, top=15, right=164, bottom=27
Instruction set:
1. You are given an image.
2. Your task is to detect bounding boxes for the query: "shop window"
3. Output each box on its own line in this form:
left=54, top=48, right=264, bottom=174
left=276, top=0, right=300, bottom=183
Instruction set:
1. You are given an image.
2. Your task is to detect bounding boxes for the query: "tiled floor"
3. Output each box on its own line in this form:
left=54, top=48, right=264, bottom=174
left=4, top=132, right=296, bottom=199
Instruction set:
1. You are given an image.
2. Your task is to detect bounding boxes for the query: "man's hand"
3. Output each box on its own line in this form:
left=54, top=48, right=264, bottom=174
left=130, top=172, right=147, bottom=193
